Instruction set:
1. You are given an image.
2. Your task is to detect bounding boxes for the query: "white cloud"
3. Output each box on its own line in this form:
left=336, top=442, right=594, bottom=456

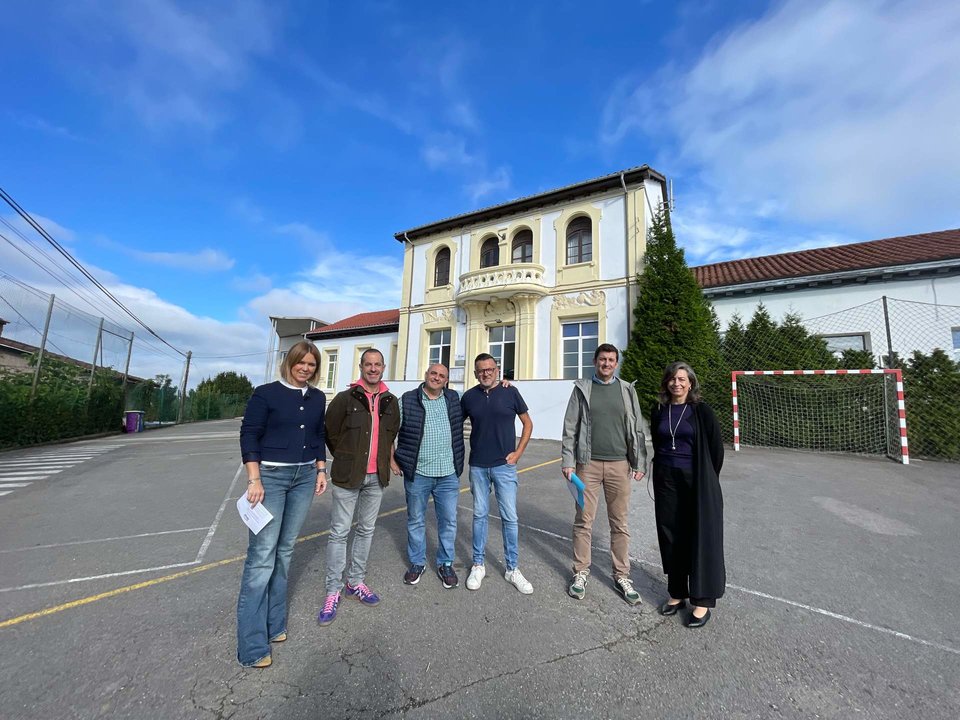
left=421, top=132, right=478, bottom=170
left=602, top=0, right=960, bottom=242
left=59, top=0, right=279, bottom=130
left=466, top=167, right=511, bottom=204
left=121, top=247, right=235, bottom=271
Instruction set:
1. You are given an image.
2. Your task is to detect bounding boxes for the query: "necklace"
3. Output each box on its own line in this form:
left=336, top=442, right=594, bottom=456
left=668, top=403, right=687, bottom=451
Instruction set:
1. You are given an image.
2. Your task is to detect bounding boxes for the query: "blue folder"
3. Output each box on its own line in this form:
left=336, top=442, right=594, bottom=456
left=567, top=472, right=585, bottom=508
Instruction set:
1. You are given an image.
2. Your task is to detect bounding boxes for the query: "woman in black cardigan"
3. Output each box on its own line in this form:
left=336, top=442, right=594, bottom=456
left=237, top=340, right=328, bottom=667
left=650, top=361, right=725, bottom=628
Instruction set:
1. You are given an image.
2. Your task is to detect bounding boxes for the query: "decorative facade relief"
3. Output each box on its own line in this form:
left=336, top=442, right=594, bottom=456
left=484, top=298, right=515, bottom=318
left=422, top=308, right=456, bottom=325
left=552, top=289, right=606, bottom=310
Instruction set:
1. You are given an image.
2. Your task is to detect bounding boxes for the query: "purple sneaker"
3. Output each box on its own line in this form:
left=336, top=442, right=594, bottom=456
left=345, top=582, right=381, bottom=606
left=317, top=592, right=340, bottom=626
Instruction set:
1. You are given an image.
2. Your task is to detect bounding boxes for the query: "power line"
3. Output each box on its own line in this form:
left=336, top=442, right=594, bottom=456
left=0, top=187, right=186, bottom=357
left=0, top=223, right=146, bottom=335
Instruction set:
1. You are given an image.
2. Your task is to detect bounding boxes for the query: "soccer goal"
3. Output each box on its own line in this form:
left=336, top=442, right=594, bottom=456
left=731, top=369, right=909, bottom=464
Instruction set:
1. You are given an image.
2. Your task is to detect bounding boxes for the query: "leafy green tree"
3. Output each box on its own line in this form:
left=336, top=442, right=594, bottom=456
left=902, top=348, right=960, bottom=460
left=620, top=209, right=723, bottom=410
left=195, top=371, right=254, bottom=397
left=838, top=348, right=876, bottom=369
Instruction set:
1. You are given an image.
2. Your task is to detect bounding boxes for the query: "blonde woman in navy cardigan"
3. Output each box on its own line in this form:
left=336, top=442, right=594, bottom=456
left=237, top=340, right=327, bottom=668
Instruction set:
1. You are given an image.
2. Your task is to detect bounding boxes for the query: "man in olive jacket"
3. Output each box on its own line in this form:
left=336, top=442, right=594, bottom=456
left=317, top=348, right=401, bottom=626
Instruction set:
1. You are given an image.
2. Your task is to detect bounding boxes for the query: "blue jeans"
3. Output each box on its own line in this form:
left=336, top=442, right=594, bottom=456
left=236, top=464, right=316, bottom=666
left=404, top=473, right=459, bottom=567
left=469, top=464, right=519, bottom=570
left=324, top=473, right=384, bottom=593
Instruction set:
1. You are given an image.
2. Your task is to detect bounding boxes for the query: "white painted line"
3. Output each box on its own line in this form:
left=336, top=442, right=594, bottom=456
left=0, top=471, right=59, bottom=478
left=475, top=507, right=960, bottom=659
left=0, top=491, right=13, bottom=497
left=0, top=482, right=32, bottom=488
left=0, top=462, right=81, bottom=467
left=0, top=561, right=200, bottom=593
left=0, top=465, right=68, bottom=471
left=194, top=464, right=243, bottom=563
left=0, top=527, right=210, bottom=554
left=725, top=584, right=960, bottom=657
left=0, top=475, right=49, bottom=482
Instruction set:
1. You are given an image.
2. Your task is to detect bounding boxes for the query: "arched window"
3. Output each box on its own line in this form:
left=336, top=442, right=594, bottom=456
left=511, top=229, right=533, bottom=264
left=434, top=247, right=450, bottom=286
left=566, top=217, right=592, bottom=265
left=480, top=236, right=499, bottom=268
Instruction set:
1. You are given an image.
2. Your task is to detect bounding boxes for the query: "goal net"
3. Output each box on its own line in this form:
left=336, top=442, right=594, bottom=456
left=732, top=369, right=909, bottom=464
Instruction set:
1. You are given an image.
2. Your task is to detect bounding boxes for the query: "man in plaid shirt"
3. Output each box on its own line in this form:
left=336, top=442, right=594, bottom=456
left=392, top=364, right=466, bottom=589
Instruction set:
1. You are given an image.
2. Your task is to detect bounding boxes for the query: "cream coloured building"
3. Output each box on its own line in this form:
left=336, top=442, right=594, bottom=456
left=393, top=165, right=667, bottom=390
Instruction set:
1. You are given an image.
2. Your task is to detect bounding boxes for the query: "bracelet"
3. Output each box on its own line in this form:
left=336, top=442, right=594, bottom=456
left=248, top=477, right=261, bottom=484
left=316, top=467, right=326, bottom=473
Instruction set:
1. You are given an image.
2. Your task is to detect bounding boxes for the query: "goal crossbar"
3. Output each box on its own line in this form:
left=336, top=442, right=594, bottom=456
left=731, top=369, right=909, bottom=465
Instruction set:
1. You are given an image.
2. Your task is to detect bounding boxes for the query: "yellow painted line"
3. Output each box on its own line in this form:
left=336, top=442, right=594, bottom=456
left=0, top=457, right=560, bottom=630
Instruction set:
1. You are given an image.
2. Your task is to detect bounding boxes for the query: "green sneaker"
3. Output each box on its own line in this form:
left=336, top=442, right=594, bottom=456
left=616, top=576, right=642, bottom=605
left=568, top=570, right=588, bottom=599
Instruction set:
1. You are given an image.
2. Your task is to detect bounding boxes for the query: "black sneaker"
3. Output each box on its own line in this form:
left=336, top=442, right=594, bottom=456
left=403, top=564, right=425, bottom=585
left=436, top=563, right=459, bottom=589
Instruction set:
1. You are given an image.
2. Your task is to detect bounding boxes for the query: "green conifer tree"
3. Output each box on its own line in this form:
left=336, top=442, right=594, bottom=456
left=620, top=210, right=723, bottom=411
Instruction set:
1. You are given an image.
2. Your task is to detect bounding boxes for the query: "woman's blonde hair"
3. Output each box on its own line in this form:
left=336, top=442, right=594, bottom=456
left=280, top=340, right=321, bottom=386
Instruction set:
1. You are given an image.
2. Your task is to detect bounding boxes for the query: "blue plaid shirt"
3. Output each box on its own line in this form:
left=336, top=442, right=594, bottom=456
left=398, top=389, right=456, bottom=477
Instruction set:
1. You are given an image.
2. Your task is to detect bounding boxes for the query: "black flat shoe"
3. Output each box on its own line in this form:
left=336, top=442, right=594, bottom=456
left=686, top=608, right=712, bottom=628
left=658, top=600, right=686, bottom=616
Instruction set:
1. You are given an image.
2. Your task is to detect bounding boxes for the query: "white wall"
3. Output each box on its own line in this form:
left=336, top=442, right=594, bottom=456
left=709, top=275, right=960, bottom=364
left=598, top=196, right=627, bottom=282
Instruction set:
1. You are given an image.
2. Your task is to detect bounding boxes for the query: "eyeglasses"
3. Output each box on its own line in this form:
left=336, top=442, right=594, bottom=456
left=476, top=368, right=498, bottom=375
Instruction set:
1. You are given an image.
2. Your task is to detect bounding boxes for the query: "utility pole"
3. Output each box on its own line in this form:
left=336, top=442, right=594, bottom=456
left=177, top=350, right=192, bottom=424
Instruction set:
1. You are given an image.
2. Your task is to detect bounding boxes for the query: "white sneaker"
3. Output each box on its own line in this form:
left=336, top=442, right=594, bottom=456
left=466, top=564, right=486, bottom=590
left=504, top=568, right=534, bottom=595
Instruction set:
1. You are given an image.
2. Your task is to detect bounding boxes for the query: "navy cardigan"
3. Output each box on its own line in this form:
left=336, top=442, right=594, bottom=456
left=240, top=381, right=327, bottom=464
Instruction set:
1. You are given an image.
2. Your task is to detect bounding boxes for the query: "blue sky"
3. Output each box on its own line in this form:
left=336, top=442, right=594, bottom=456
left=1, top=0, right=958, bottom=385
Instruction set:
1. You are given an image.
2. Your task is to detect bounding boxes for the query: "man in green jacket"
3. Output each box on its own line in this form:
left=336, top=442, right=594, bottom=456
left=317, top=348, right=401, bottom=626
left=561, top=343, right=648, bottom=605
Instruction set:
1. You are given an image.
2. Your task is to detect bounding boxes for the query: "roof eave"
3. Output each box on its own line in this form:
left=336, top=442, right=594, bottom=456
left=395, top=165, right=667, bottom=242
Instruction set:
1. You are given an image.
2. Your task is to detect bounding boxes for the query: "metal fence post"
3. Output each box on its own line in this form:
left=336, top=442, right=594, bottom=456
left=881, top=295, right=894, bottom=367
left=29, top=293, right=55, bottom=402
left=87, top=317, right=104, bottom=397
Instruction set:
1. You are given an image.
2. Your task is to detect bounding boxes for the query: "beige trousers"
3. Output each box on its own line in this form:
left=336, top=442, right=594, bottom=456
left=572, top=459, right=631, bottom=578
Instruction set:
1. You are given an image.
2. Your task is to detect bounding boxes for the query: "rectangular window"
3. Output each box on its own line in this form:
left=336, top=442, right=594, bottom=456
left=428, top=328, right=451, bottom=368
left=820, top=333, right=870, bottom=355
left=488, top=325, right=516, bottom=379
left=952, top=327, right=960, bottom=350
left=561, top=320, right=599, bottom=379
left=325, top=351, right=338, bottom=389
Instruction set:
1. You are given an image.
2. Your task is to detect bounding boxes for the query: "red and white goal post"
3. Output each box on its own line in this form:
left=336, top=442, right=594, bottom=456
left=731, top=369, right=909, bottom=465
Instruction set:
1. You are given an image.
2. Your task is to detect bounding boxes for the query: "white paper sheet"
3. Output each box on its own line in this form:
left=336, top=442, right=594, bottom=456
left=236, top=497, right=274, bottom=535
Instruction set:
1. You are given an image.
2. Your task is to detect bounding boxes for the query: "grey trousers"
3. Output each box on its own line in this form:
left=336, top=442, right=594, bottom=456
left=324, top=473, right=384, bottom=594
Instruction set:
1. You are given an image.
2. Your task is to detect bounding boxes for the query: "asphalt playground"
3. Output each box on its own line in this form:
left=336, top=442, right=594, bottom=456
left=1, top=419, right=958, bottom=719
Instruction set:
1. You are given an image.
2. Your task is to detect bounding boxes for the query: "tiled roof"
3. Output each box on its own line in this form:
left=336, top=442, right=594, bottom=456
left=693, top=229, right=960, bottom=289
left=306, top=309, right=400, bottom=337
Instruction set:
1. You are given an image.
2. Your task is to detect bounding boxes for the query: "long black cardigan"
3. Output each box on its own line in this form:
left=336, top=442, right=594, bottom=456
left=650, top=401, right=726, bottom=600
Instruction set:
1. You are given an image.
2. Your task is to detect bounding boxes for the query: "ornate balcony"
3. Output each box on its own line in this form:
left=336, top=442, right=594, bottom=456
left=456, top=263, right=548, bottom=303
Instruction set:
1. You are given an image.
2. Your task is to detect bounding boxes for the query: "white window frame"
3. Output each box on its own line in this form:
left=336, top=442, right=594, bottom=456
left=561, top=319, right=599, bottom=379
left=488, top=324, right=516, bottom=379
left=428, top=328, right=451, bottom=368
